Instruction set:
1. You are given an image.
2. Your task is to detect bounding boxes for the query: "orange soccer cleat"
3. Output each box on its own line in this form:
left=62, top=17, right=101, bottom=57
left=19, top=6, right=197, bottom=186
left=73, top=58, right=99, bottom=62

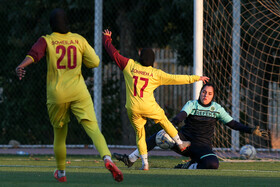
left=105, top=159, right=123, bottom=182
left=178, top=141, right=191, bottom=152
left=53, top=169, right=67, bottom=182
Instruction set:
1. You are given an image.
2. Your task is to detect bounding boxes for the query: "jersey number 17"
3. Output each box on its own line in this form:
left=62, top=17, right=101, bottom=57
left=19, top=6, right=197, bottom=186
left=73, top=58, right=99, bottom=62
left=133, top=76, right=149, bottom=98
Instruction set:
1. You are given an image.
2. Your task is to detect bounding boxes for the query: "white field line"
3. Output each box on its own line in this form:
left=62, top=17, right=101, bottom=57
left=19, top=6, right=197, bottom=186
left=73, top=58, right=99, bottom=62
left=0, top=164, right=279, bottom=173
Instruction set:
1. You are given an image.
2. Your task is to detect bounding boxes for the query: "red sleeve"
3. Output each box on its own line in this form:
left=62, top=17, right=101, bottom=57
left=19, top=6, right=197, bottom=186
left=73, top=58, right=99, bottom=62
left=27, top=37, right=47, bottom=62
left=102, top=35, right=129, bottom=71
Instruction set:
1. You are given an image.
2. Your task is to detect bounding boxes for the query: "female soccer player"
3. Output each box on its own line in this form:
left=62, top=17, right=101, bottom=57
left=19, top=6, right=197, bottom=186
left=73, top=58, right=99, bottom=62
left=15, top=9, right=123, bottom=182
left=102, top=29, right=209, bottom=170
left=113, top=83, right=268, bottom=169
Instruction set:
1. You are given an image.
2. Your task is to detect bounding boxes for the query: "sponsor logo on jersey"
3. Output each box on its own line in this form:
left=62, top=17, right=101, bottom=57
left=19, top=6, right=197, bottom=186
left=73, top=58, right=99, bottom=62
left=193, top=109, right=219, bottom=118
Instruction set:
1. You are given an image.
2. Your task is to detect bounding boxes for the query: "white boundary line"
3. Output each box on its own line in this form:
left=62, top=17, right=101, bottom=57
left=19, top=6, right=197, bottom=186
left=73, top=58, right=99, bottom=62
left=0, top=165, right=279, bottom=173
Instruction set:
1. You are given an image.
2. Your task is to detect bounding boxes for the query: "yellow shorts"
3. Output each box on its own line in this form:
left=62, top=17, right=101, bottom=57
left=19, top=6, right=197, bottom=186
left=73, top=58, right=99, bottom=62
left=47, top=96, right=97, bottom=128
left=127, top=106, right=178, bottom=155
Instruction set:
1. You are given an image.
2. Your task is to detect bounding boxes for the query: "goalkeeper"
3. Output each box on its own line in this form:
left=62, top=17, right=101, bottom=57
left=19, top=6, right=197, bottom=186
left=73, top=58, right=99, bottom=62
left=15, top=9, right=123, bottom=182
left=113, top=83, right=269, bottom=169
left=102, top=29, right=209, bottom=170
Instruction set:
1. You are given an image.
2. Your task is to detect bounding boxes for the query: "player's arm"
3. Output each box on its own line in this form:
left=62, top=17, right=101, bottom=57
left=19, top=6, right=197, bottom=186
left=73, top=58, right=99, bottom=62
left=159, top=71, right=209, bottom=85
left=82, top=39, right=100, bottom=68
left=102, top=29, right=129, bottom=71
left=16, top=37, right=47, bottom=80
left=218, top=106, right=251, bottom=132
left=225, top=120, right=252, bottom=133
left=171, top=101, right=193, bottom=127
left=225, top=120, right=269, bottom=139
left=219, top=106, right=269, bottom=139
left=171, top=111, right=188, bottom=129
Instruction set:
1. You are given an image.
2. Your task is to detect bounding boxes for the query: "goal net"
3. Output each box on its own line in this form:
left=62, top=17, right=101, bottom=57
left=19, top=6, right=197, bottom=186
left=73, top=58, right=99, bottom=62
left=203, top=0, right=279, bottom=160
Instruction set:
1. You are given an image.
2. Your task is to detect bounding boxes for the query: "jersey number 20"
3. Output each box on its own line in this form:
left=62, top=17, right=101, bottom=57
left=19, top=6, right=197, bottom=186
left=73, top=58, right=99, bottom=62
left=133, top=76, right=149, bottom=98
left=56, top=45, right=77, bottom=69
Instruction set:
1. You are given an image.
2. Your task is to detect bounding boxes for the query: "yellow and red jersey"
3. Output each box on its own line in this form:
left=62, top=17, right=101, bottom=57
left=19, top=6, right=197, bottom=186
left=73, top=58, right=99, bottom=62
left=103, top=35, right=200, bottom=113
left=27, top=32, right=100, bottom=103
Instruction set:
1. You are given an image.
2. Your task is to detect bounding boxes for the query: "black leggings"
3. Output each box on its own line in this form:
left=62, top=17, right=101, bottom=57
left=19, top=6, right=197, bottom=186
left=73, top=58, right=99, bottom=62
left=146, top=131, right=219, bottom=169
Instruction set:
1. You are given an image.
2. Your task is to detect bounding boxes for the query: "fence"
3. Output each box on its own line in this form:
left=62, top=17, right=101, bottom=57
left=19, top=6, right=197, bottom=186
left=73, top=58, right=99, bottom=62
left=0, top=1, right=279, bottom=160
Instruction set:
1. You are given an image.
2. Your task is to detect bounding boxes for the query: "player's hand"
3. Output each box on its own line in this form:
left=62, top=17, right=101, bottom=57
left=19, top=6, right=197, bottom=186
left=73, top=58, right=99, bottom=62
left=252, top=126, right=269, bottom=139
left=103, top=29, right=112, bottom=37
left=16, top=66, right=26, bottom=80
left=199, top=76, right=210, bottom=84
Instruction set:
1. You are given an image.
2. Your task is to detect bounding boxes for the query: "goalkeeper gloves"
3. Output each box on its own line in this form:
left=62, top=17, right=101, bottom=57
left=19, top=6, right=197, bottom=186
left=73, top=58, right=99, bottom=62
left=252, top=126, right=269, bottom=139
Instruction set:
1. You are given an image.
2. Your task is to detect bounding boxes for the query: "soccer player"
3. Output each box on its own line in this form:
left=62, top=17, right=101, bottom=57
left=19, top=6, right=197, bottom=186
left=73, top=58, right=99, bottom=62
left=15, top=9, right=123, bottom=182
left=113, top=83, right=269, bottom=169
left=102, top=29, right=210, bottom=170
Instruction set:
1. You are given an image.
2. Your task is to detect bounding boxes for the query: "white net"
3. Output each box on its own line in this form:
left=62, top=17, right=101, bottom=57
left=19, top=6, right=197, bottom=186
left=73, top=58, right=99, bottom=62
left=204, top=0, right=280, bottom=160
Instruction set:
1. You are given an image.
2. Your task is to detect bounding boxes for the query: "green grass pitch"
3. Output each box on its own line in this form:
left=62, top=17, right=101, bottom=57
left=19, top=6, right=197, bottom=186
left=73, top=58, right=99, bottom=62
left=0, top=155, right=279, bottom=186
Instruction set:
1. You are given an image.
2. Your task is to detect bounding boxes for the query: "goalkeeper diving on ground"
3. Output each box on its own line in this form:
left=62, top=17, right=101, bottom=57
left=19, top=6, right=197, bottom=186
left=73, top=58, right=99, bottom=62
left=113, top=83, right=269, bottom=169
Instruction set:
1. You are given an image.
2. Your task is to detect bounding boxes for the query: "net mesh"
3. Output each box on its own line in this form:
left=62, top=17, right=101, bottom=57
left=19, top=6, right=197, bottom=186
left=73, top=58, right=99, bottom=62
left=204, top=0, right=279, bottom=160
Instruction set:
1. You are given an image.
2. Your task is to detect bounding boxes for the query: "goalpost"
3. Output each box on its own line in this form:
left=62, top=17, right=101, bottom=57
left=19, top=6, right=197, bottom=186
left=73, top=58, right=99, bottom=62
left=194, top=0, right=241, bottom=152
left=201, top=0, right=280, bottom=160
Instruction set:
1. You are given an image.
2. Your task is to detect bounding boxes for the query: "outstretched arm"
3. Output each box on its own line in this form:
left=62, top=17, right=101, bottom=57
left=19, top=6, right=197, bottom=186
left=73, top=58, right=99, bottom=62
left=102, top=29, right=129, bottom=70
left=226, top=120, right=269, bottom=139
left=251, top=126, right=269, bottom=139
left=199, top=76, right=210, bottom=84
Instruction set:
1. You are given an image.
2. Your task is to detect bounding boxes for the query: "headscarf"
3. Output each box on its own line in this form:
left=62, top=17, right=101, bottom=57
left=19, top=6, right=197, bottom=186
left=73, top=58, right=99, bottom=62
left=49, top=8, right=70, bottom=34
left=198, top=83, right=215, bottom=107
left=139, top=48, right=155, bottom=67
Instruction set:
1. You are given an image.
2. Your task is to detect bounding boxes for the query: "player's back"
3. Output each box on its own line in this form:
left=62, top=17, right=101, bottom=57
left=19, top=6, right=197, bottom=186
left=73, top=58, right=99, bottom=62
left=43, top=32, right=99, bottom=104
left=122, top=60, right=160, bottom=112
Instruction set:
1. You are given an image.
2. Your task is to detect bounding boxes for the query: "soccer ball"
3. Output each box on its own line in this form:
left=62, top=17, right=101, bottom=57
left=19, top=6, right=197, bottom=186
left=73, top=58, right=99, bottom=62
left=240, top=145, right=257, bottom=160
left=155, top=129, right=175, bottom=149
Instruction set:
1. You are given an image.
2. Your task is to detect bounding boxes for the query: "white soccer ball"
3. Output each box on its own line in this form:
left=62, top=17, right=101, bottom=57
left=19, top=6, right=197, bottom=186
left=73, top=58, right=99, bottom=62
left=240, top=145, right=257, bottom=160
left=155, top=129, right=175, bottom=150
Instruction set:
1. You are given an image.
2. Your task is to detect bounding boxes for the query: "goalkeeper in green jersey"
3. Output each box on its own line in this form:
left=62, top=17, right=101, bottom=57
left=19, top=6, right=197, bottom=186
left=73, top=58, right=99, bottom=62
left=103, top=29, right=209, bottom=170
left=16, top=9, right=123, bottom=183
left=113, top=83, right=269, bottom=169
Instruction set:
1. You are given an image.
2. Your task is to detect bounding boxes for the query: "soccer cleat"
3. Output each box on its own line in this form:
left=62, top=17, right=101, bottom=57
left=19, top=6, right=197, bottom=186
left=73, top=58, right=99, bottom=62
left=113, top=153, right=134, bottom=168
left=178, top=141, right=191, bottom=152
left=105, top=159, right=123, bottom=182
left=174, top=160, right=195, bottom=169
left=140, top=164, right=149, bottom=170
left=53, top=169, right=67, bottom=182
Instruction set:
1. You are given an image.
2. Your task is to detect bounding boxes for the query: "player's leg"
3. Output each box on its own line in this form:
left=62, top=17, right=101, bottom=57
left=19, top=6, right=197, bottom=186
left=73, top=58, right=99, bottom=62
left=47, top=102, right=71, bottom=182
left=175, top=145, right=219, bottom=169
left=127, top=109, right=149, bottom=170
left=53, top=125, right=68, bottom=182
left=191, top=145, right=219, bottom=169
left=148, top=108, right=191, bottom=151
left=114, top=132, right=158, bottom=167
left=171, top=132, right=191, bottom=155
left=71, top=97, right=123, bottom=182
left=81, top=120, right=111, bottom=157
left=197, top=153, right=219, bottom=169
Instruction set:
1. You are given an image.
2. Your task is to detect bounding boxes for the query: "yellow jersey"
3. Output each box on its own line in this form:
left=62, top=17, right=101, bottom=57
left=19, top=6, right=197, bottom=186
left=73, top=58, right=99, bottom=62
left=103, top=35, right=200, bottom=113
left=28, top=32, right=99, bottom=103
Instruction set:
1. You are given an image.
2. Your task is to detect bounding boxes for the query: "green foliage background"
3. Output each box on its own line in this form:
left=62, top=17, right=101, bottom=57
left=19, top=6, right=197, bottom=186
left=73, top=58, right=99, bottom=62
left=0, top=0, right=194, bottom=145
